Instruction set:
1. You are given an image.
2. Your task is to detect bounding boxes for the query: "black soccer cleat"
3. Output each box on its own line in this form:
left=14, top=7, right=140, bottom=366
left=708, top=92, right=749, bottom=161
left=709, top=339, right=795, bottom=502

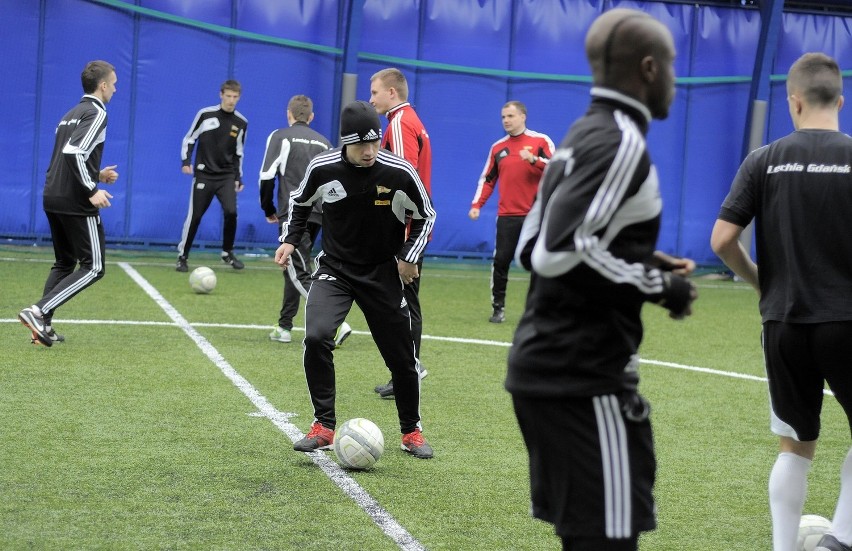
left=489, top=306, right=505, bottom=323
left=377, top=381, right=395, bottom=399
left=815, top=535, right=852, bottom=551
left=32, top=327, right=65, bottom=346
left=221, top=252, right=244, bottom=270
left=176, top=256, right=188, bottom=272
left=19, top=307, right=52, bottom=347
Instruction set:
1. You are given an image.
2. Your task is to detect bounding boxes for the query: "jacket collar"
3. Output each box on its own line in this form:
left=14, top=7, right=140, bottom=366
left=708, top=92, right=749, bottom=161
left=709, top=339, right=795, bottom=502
left=590, top=87, right=651, bottom=124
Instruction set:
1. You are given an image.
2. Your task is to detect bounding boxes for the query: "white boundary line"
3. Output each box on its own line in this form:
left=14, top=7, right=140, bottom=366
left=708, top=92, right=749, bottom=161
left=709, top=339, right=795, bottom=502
left=8, top=319, right=837, bottom=398
left=3, top=309, right=835, bottom=396
left=116, top=262, right=426, bottom=551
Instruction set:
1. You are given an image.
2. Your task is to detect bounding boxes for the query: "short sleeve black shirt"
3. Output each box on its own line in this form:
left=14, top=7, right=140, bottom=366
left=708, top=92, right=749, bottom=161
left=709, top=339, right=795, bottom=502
left=719, top=129, right=852, bottom=323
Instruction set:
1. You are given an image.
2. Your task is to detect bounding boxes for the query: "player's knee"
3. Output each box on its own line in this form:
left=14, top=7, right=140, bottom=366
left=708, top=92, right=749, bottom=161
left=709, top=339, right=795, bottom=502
left=304, top=327, right=335, bottom=349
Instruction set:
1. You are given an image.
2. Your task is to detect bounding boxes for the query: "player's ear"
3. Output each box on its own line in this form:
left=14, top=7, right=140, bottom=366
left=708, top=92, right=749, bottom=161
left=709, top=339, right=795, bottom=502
left=639, top=55, right=657, bottom=84
left=837, top=95, right=845, bottom=112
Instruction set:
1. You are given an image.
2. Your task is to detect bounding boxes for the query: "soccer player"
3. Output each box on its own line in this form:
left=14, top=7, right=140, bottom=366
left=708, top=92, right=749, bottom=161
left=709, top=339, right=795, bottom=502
left=176, top=80, right=248, bottom=273
left=369, top=67, right=432, bottom=398
left=506, top=10, right=697, bottom=550
left=18, top=60, right=119, bottom=347
left=469, top=101, right=555, bottom=323
left=275, top=101, right=437, bottom=459
left=711, top=52, right=852, bottom=551
left=259, top=95, right=332, bottom=344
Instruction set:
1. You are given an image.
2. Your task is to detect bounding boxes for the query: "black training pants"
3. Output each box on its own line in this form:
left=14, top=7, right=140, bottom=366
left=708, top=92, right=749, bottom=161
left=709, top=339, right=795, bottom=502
left=177, top=174, right=238, bottom=257
left=491, top=215, right=525, bottom=308
left=279, top=222, right=321, bottom=330
left=304, top=254, right=421, bottom=434
left=38, top=212, right=106, bottom=321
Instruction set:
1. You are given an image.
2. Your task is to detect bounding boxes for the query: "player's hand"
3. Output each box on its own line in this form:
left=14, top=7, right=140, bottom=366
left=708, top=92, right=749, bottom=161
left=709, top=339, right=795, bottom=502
left=669, top=282, right=698, bottom=320
left=468, top=207, right=480, bottom=221
left=275, top=243, right=295, bottom=268
left=235, top=181, right=244, bottom=192
left=265, top=215, right=278, bottom=224
left=653, top=251, right=696, bottom=276
left=398, top=260, right=419, bottom=285
left=659, top=274, right=698, bottom=320
left=99, top=165, right=119, bottom=184
left=181, top=165, right=193, bottom=175
left=89, top=189, right=113, bottom=208
left=519, top=149, right=536, bottom=164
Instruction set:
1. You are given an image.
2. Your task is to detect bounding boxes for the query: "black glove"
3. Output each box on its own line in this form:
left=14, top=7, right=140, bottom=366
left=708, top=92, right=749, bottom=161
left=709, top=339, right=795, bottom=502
left=654, top=272, right=696, bottom=318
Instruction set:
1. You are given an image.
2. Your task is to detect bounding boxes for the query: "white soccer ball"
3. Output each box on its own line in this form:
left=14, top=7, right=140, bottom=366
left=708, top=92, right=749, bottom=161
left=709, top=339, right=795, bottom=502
left=333, top=418, right=384, bottom=470
left=189, top=266, right=217, bottom=294
left=798, top=514, right=831, bottom=551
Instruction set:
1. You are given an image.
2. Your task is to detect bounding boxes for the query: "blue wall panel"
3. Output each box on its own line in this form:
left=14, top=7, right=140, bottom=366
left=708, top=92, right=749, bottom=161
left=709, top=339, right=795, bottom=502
left=411, top=74, right=511, bottom=254
left=35, top=0, right=134, bottom=238
left=677, top=6, right=759, bottom=262
left=238, top=0, right=340, bottom=46
left=423, top=0, right=512, bottom=69
left=0, top=1, right=40, bottom=235
left=362, top=0, right=422, bottom=59
left=6, top=0, right=852, bottom=264
left=128, top=21, right=231, bottom=247
left=233, top=42, right=340, bottom=247
left=511, top=0, right=600, bottom=74
left=140, top=0, right=233, bottom=26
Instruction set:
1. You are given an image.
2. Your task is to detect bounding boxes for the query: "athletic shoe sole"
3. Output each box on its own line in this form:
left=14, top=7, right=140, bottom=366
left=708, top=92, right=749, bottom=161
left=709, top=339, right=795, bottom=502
left=334, top=322, right=352, bottom=347
left=19, top=309, right=52, bottom=347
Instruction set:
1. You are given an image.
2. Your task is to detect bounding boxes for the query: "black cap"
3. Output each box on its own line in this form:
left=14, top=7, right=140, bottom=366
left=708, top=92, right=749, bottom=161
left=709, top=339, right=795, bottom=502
left=340, top=101, right=382, bottom=144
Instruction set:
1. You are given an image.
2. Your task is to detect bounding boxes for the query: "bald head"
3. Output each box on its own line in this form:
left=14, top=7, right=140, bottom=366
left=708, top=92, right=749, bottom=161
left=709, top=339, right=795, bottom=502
left=585, top=9, right=676, bottom=119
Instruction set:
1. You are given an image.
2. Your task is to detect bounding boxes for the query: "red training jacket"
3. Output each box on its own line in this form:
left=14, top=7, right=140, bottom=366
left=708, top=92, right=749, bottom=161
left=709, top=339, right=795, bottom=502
left=471, top=129, right=555, bottom=216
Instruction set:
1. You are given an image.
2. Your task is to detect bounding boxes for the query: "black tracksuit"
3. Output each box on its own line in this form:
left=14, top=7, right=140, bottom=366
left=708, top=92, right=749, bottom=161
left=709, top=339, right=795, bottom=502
left=178, top=106, right=248, bottom=257
left=37, top=95, right=110, bottom=321
left=259, top=122, right=331, bottom=329
left=281, top=147, right=436, bottom=433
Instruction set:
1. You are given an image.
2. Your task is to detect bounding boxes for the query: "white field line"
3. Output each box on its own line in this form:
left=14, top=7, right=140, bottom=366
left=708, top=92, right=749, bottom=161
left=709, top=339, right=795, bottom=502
left=116, top=262, right=425, bottom=551
left=2, top=309, right=833, bottom=397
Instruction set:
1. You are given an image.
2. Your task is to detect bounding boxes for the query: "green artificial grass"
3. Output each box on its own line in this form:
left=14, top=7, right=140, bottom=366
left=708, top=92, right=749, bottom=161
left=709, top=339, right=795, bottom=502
left=1, top=246, right=847, bottom=550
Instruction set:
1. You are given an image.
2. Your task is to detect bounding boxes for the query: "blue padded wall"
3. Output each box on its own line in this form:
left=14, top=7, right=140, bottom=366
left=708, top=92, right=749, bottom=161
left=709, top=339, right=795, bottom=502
left=5, top=0, right=852, bottom=265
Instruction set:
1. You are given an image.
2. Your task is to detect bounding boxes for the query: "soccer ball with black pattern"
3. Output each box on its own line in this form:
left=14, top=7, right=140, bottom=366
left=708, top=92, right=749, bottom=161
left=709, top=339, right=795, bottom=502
left=189, top=266, right=217, bottom=294
left=798, top=514, right=831, bottom=551
left=333, top=418, right=384, bottom=470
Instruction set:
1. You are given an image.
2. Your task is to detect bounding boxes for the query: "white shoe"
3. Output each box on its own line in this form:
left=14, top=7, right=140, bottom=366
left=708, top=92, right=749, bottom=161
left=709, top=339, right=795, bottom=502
left=416, top=358, right=428, bottom=380
left=269, top=326, right=292, bottom=343
left=334, top=322, right=352, bottom=347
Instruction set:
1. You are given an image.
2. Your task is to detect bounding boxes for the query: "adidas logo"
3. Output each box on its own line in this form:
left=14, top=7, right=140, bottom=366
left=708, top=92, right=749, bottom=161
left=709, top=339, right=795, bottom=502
left=400, top=297, right=408, bottom=309
left=364, top=129, right=379, bottom=141
left=327, top=188, right=339, bottom=197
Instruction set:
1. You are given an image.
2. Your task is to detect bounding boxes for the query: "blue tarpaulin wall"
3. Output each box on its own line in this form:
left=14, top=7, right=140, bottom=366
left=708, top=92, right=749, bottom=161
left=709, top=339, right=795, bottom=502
left=4, top=0, right=852, bottom=264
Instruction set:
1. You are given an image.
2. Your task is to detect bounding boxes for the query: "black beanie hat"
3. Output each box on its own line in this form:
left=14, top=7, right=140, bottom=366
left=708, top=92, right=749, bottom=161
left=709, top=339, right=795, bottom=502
left=340, top=100, right=382, bottom=144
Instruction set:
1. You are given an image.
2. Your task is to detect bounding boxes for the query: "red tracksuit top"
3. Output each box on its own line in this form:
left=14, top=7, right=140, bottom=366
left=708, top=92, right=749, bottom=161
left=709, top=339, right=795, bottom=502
left=383, top=102, right=432, bottom=194
left=471, top=129, right=555, bottom=216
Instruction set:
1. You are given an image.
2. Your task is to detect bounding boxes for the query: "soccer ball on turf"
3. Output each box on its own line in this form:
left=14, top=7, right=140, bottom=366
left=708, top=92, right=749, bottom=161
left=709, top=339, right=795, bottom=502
left=189, top=266, right=217, bottom=294
left=334, top=418, right=384, bottom=470
left=798, top=514, right=831, bottom=551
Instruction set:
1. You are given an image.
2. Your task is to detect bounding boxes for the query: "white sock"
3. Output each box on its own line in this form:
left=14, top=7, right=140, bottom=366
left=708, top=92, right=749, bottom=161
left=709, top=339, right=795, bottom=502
left=769, top=452, right=812, bottom=551
left=831, top=447, right=852, bottom=545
